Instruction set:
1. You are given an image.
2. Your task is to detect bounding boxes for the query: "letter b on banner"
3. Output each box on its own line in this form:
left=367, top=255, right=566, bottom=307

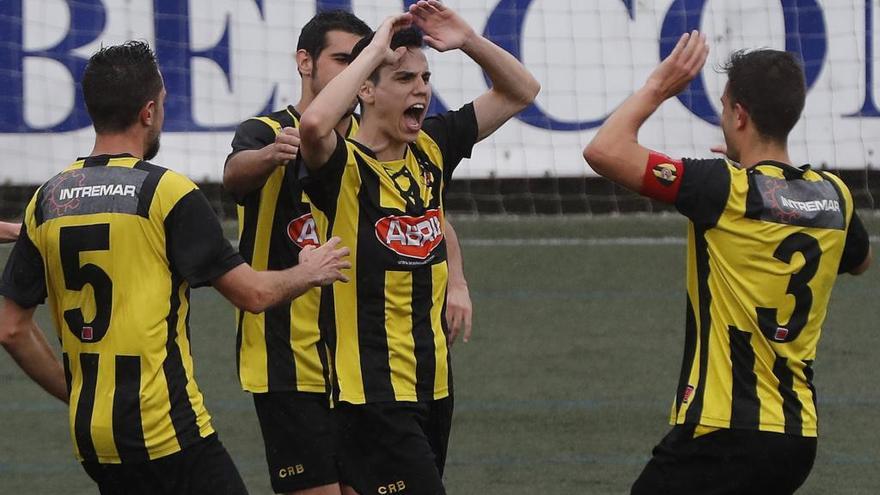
left=0, top=0, right=105, bottom=132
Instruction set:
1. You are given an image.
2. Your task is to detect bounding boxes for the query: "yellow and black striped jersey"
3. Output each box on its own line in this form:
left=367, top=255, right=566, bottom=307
left=0, top=154, right=243, bottom=462
left=227, top=106, right=359, bottom=393
left=643, top=156, right=869, bottom=437
left=303, top=104, right=478, bottom=404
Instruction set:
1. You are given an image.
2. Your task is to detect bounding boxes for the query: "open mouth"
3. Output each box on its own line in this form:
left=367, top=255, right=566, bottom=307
left=403, top=103, right=426, bottom=132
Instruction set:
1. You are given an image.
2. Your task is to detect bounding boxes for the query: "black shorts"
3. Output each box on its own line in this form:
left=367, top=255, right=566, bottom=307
left=631, top=424, right=817, bottom=495
left=336, top=396, right=454, bottom=495
left=81, top=433, right=247, bottom=495
left=253, top=391, right=339, bottom=493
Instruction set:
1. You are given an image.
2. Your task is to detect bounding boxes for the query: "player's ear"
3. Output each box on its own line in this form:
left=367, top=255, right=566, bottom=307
left=140, top=100, right=156, bottom=127
left=733, top=102, right=748, bottom=130
left=358, top=80, right=375, bottom=106
left=296, top=49, right=313, bottom=78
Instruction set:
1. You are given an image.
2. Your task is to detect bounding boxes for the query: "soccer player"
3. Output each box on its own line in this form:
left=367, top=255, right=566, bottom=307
left=224, top=12, right=371, bottom=495
left=583, top=32, right=872, bottom=494
left=297, top=2, right=540, bottom=493
left=0, top=41, right=350, bottom=495
left=224, top=10, right=472, bottom=495
left=0, top=221, right=20, bottom=242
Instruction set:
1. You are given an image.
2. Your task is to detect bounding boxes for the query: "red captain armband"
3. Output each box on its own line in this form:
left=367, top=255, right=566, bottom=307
left=641, top=151, right=684, bottom=204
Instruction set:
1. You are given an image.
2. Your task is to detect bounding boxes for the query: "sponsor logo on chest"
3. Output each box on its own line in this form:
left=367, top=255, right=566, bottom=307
left=287, top=213, right=320, bottom=248
left=375, top=209, right=443, bottom=259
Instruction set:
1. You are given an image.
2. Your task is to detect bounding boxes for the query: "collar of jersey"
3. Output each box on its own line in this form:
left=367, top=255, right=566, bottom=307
left=349, top=138, right=412, bottom=165
left=286, top=105, right=301, bottom=121
left=752, top=160, right=811, bottom=178
left=76, top=153, right=136, bottom=167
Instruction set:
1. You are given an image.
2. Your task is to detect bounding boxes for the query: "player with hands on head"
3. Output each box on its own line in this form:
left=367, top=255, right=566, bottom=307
left=584, top=31, right=871, bottom=495
left=224, top=12, right=473, bottom=490
left=298, top=3, right=539, bottom=494
left=225, top=11, right=470, bottom=494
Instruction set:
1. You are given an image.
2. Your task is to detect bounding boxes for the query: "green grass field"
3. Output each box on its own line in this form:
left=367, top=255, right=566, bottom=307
left=1, top=214, right=878, bottom=494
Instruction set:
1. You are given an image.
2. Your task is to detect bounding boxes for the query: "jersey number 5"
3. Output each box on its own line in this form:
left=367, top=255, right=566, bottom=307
left=60, top=224, right=113, bottom=343
left=756, top=233, right=821, bottom=343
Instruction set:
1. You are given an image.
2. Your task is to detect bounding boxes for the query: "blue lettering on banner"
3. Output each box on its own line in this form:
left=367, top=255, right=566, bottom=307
left=317, top=0, right=352, bottom=11
left=153, top=0, right=274, bottom=131
left=484, top=0, right=635, bottom=131
left=844, top=0, right=880, bottom=118
left=0, top=0, right=871, bottom=133
left=0, top=0, right=105, bottom=132
left=660, top=0, right=827, bottom=125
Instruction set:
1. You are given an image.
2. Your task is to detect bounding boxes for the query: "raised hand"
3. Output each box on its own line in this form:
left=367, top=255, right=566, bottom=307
left=371, top=13, right=415, bottom=64
left=646, top=30, right=709, bottom=101
left=267, top=126, right=299, bottom=165
left=408, top=0, right=475, bottom=52
left=298, top=236, right=351, bottom=286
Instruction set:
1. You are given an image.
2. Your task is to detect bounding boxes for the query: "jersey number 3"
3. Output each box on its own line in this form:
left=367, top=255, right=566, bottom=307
left=756, top=233, right=822, bottom=343
left=60, top=224, right=113, bottom=343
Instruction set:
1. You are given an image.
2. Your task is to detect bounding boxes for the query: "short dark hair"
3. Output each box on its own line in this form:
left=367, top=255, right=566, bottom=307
left=82, top=41, right=163, bottom=133
left=350, top=27, right=424, bottom=83
left=297, top=10, right=371, bottom=60
left=721, top=49, right=806, bottom=142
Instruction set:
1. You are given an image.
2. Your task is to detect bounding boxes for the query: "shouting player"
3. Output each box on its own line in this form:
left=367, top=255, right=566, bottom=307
left=298, top=2, right=539, bottom=493
left=224, top=10, right=473, bottom=495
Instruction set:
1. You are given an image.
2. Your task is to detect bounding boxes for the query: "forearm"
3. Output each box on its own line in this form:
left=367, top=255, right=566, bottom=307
left=216, top=263, right=318, bottom=314
left=444, top=220, right=467, bottom=286
left=583, top=85, right=664, bottom=188
left=0, top=222, right=21, bottom=243
left=249, top=265, right=316, bottom=311
left=1, top=321, right=68, bottom=403
left=594, top=85, right=663, bottom=159
left=301, top=47, right=384, bottom=145
left=223, top=149, right=279, bottom=199
left=462, top=35, right=540, bottom=107
left=585, top=31, right=707, bottom=189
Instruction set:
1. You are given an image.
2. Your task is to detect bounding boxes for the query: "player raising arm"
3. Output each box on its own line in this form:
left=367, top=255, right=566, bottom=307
left=223, top=12, right=470, bottom=494
left=300, top=6, right=539, bottom=166
left=584, top=32, right=871, bottom=494
left=297, top=3, right=539, bottom=494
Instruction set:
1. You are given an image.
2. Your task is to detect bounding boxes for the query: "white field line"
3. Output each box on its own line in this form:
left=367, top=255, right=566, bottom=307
left=227, top=235, right=880, bottom=249
left=461, top=236, right=686, bottom=247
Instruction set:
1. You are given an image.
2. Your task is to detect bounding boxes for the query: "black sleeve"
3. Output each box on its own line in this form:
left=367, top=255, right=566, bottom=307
left=675, top=158, right=731, bottom=226
left=0, top=223, right=47, bottom=308
left=420, top=103, right=479, bottom=182
left=165, top=189, right=245, bottom=288
left=839, top=210, right=870, bottom=274
left=226, top=119, right=276, bottom=162
left=224, top=119, right=279, bottom=205
left=299, top=132, right=349, bottom=216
